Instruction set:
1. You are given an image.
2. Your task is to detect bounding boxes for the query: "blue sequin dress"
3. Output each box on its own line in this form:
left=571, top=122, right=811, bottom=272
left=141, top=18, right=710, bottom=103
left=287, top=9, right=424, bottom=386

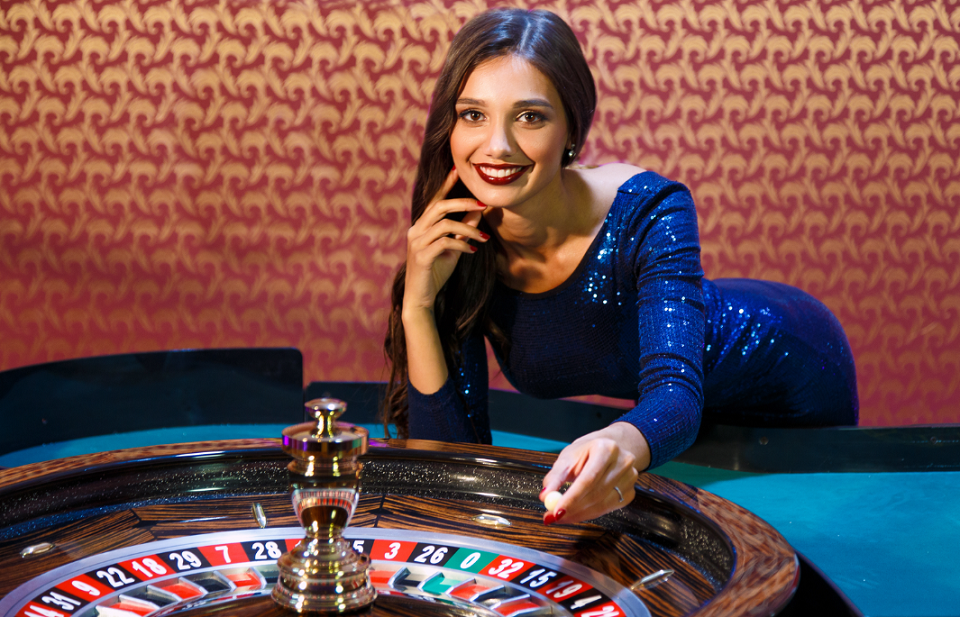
left=408, top=171, right=858, bottom=468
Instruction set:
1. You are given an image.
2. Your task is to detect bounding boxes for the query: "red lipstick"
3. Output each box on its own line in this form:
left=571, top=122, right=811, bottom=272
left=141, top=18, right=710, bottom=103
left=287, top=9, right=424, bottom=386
left=474, top=163, right=529, bottom=185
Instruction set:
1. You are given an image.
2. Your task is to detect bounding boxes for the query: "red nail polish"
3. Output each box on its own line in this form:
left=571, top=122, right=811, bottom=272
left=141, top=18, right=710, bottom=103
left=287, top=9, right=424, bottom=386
left=544, top=513, right=556, bottom=526
left=539, top=488, right=547, bottom=499
left=470, top=245, right=478, bottom=252
left=477, top=201, right=486, bottom=208
left=452, top=165, right=456, bottom=170
left=555, top=509, right=566, bottom=522
left=479, top=232, right=489, bottom=240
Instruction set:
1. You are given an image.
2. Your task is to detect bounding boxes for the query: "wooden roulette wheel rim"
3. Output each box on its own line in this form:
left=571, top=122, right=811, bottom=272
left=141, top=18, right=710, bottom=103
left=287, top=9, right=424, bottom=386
left=0, top=438, right=798, bottom=616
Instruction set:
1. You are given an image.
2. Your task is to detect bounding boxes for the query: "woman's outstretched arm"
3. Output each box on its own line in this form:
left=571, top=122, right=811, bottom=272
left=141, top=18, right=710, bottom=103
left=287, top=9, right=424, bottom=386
left=539, top=177, right=705, bottom=525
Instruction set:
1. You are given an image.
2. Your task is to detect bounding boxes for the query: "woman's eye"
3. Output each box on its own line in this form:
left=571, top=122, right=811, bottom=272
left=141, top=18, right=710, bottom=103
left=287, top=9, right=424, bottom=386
left=519, top=111, right=545, bottom=123
left=459, top=110, right=483, bottom=122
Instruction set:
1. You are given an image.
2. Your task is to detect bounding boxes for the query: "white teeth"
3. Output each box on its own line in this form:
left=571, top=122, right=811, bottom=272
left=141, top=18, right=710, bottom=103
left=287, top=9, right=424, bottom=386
left=480, top=166, right=522, bottom=178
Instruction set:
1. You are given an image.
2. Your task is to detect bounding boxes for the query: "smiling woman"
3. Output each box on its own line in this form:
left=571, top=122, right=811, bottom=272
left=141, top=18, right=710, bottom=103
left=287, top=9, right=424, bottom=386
left=450, top=56, right=570, bottom=208
left=382, top=8, right=858, bottom=529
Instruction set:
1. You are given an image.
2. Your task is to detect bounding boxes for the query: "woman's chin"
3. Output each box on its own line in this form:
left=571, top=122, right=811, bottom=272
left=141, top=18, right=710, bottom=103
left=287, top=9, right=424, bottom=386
left=465, top=183, right=531, bottom=210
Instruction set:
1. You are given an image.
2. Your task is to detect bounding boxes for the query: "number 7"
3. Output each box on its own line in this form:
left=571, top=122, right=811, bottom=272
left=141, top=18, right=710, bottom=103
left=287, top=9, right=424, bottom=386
left=216, top=545, right=231, bottom=563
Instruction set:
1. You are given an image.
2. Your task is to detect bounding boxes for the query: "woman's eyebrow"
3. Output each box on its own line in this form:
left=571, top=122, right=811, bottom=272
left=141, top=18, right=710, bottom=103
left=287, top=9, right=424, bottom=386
left=513, top=99, right=554, bottom=109
left=455, top=97, right=554, bottom=109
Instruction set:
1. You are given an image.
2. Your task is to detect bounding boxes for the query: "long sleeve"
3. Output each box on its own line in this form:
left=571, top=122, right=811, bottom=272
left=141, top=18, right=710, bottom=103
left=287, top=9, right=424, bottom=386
left=487, top=172, right=706, bottom=468
left=418, top=172, right=705, bottom=466
left=407, top=330, right=492, bottom=444
left=614, top=180, right=705, bottom=469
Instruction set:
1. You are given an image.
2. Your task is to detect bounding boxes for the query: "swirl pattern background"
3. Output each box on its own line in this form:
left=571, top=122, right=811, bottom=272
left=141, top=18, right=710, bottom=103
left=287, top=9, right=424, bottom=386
left=0, top=0, right=957, bottom=426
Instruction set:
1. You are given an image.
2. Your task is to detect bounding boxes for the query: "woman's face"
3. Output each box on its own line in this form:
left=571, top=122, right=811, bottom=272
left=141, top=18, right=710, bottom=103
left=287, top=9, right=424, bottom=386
left=450, top=55, right=570, bottom=210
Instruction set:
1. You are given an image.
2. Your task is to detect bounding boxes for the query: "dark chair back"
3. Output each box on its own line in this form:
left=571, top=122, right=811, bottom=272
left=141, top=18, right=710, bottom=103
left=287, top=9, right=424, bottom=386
left=0, top=348, right=303, bottom=456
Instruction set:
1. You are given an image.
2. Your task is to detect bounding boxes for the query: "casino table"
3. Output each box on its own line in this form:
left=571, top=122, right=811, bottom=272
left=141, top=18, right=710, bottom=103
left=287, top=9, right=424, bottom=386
left=0, top=437, right=805, bottom=617
left=1, top=357, right=957, bottom=616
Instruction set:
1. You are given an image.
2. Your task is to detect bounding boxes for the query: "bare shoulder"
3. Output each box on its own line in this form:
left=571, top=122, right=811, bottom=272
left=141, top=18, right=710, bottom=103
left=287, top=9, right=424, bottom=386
left=571, top=163, right=646, bottom=209
left=579, top=162, right=646, bottom=184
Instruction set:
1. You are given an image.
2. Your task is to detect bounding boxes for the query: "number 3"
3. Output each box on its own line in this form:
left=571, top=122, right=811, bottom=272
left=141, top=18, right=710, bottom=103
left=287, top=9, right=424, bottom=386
left=384, top=542, right=401, bottom=559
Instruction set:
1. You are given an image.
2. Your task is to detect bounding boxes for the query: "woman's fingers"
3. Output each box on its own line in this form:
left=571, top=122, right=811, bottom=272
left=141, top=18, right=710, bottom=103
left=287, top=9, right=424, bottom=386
left=548, top=443, right=616, bottom=521
left=410, top=235, right=478, bottom=264
left=406, top=221, right=486, bottom=274
left=420, top=216, right=487, bottom=242
left=416, top=197, right=486, bottom=232
left=457, top=209, right=485, bottom=235
left=541, top=437, right=638, bottom=525
left=431, top=166, right=461, bottom=205
left=403, top=168, right=490, bottom=310
left=541, top=447, right=579, bottom=495
left=407, top=170, right=488, bottom=272
left=417, top=167, right=479, bottom=226
left=547, top=469, right=635, bottom=525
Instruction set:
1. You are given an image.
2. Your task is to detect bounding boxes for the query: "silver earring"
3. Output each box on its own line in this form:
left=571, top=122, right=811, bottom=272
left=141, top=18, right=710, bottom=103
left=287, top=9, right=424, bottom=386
left=567, top=144, right=576, bottom=159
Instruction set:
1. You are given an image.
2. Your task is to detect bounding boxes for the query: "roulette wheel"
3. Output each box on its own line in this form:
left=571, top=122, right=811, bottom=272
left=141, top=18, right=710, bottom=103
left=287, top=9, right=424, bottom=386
left=0, top=403, right=797, bottom=617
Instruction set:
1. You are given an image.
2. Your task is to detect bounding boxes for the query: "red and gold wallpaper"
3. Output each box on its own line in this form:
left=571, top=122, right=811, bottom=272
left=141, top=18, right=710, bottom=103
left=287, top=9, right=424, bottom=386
left=0, top=0, right=957, bottom=426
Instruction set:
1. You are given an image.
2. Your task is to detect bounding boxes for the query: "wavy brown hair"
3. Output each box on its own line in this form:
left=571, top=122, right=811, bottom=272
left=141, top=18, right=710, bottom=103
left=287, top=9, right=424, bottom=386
left=382, top=8, right=597, bottom=438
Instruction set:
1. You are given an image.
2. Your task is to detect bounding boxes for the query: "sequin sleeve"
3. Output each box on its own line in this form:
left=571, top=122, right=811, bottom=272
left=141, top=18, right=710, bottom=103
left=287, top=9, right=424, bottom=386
left=406, top=330, right=492, bottom=444
left=615, top=179, right=705, bottom=468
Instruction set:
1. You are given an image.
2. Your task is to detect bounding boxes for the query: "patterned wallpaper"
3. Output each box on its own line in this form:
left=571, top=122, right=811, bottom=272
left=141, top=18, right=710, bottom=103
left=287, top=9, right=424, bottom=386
left=0, top=0, right=957, bottom=426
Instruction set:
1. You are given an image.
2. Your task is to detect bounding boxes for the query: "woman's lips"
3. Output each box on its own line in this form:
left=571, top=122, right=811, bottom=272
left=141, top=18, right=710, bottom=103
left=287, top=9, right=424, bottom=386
left=474, top=164, right=529, bottom=185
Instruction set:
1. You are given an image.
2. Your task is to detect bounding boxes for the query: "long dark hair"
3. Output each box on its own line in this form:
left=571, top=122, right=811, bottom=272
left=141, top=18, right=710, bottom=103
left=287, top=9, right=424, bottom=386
left=383, top=8, right=597, bottom=437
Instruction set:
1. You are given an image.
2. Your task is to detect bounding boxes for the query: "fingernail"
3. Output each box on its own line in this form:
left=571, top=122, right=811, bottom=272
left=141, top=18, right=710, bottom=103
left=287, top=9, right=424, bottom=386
left=479, top=232, right=489, bottom=240
left=555, top=509, right=566, bottom=522
left=539, top=488, right=547, bottom=499
left=470, top=245, right=478, bottom=252
left=452, top=165, right=456, bottom=170
left=477, top=201, right=486, bottom=208
left=543, top=512, right=556, bottom=526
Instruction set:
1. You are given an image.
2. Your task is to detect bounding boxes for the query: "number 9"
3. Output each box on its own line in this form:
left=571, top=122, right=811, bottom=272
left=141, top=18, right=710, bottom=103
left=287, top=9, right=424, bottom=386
left=72, top=580, right=100, bottom=596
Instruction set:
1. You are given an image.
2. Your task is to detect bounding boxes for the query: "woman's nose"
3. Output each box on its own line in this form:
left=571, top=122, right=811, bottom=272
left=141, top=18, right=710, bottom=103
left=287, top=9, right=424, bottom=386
left=483, top=121, right=514, bottom=158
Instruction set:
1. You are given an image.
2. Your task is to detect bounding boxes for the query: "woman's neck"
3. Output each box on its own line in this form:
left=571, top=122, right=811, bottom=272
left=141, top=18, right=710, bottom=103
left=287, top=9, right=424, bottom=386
left=485, top=169, right=595, bottom=257
left=485, top=168, right=610, bottom=293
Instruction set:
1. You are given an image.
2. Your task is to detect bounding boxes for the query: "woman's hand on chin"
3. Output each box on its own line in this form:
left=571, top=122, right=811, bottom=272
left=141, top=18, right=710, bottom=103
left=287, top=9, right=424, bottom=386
left=539, top=422, right=650, bottom=525
left=403, top=167, right=489, bottom=315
